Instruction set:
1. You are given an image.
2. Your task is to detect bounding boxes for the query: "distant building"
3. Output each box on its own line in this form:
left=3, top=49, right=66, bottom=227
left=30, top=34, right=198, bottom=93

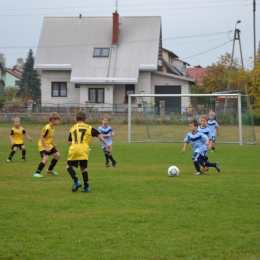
left=1, top=66, right=23, bottom=88
left=186, top=66, right=207, bottom=86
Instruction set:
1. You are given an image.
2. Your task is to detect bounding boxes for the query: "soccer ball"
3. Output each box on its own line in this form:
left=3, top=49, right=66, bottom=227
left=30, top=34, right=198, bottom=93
left=168, top=166, right=180, bottom=177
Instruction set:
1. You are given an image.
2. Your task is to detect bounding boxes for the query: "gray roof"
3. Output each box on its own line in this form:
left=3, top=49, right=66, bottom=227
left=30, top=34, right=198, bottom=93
left=34, top=16, right=161, bottom=84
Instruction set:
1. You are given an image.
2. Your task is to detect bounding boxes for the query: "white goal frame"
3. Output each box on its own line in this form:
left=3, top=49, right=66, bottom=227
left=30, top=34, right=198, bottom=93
left=128, top=93, right=249, bottom=145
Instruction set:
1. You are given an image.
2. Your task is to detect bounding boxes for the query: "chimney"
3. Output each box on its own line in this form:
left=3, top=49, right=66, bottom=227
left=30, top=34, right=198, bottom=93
left=112, top=12, right=119, bottom=45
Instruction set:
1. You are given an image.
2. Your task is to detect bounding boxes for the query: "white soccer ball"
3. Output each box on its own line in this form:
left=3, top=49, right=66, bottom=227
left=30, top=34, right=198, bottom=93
left=168, top=166, right=180, bottom=177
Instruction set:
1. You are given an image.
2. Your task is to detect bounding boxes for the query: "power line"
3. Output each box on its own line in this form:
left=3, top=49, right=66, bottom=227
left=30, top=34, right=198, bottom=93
left=0, top=4, right=251, bottom=17
left=0, top=1, right=249, bottom=12
left=180, top=40, right=232, bottom=60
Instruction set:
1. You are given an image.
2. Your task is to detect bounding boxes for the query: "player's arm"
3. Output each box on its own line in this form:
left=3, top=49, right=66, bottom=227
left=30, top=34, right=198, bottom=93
left=9, top=130, right=15, bottom=145
left=24, top=133, right=33, bottom=142
left=97, top=134, right=111, bottom=150
left=182, top=142, right=189, bottom=153
left=40, top=135, right=50, bottom=152
left=216, top=127, right=219, bottom=136
left=92, top=128, right=111, bottom=150
left=68, top=133, right=72, bottom=146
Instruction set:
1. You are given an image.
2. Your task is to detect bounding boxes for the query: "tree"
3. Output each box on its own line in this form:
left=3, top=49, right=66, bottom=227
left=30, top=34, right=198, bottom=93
left=0, top=53, right=6, bottom=69
left=16, top=58, right=24, bottom=68
left=0, top=79, right=5, bottom=96
left=202, top=52, right=241, bottom=94
left=17, top=49, right=41, bottom=101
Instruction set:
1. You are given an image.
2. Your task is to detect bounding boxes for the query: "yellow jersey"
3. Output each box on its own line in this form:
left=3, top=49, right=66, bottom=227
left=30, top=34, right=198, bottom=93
left=38, top=124, right=55, bottom=151
left=10, top=126, right=26, bottom=145
left=67, top=123, right=100, bottom=161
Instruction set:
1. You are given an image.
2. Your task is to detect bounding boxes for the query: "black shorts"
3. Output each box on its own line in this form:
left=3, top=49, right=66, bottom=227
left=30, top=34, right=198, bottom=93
left=67, top=160, right=88, bottom=168
left=40, top=147, right=58, bottom=158
left=12, top=144, right=24, bottom=150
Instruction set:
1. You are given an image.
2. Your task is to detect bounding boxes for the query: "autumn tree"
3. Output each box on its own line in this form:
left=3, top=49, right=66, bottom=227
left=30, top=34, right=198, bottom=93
left=202, top=52, right=242, bottom=93
left=17, top=49, right=41, bottom=101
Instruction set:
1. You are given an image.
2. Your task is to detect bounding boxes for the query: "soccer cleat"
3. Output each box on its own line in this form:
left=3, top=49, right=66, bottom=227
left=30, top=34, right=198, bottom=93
left=46, top=169, right=58, bottom=176
left=215, top=163, right=220, bottom=172
left=211, top=150, right=215, bottom=153
left=105, top=162, right=110, bottom=167
left=6, top=159, right=13, bottom=163
left=72, top=181, right=82, bottom=192
left=33, top=173, right=44, bottom=178
left=81, top=187, right=91, bottom=193
left=22, top=159, right=27, bottom=163
left=112, top=161, right=117, bottom=167
left=193, top=171, right=202, bottom=176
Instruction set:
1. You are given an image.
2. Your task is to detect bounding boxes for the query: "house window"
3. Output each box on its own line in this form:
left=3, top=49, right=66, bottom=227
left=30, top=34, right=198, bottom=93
left=52, top=82, right=67, bottom=97
left=15, top=80, right=21, bottom=86
left=125, top=84, right=135, bottom=96
left=89, top=88, right=104, bottom=103
left=93, top=48, right=110, bottom=57
left=75, top=84, right=80, bottom=88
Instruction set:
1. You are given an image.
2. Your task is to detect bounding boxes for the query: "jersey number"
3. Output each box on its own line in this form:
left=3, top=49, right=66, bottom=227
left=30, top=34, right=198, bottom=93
left=73, top=129, right=86, bottom=144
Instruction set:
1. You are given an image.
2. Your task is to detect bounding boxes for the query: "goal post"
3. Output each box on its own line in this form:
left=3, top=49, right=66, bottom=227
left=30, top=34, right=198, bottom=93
left=127, top=93, right=256, bottom=145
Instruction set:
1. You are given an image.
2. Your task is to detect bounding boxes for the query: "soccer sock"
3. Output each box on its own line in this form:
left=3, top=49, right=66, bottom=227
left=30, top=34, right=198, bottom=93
left=48, top=158, right=58, bottom=171
left=22, top=150, right=26, bottom=159
left=205, top=156, right=208, bottom=162
left=193, top=161, right=201, bottom=172
left=205, top=162, right=216, bottom=167
left=8, top=151, right=16, bottom=160
left=105, top=154, right=109, bottom=163
left=109, top=154, right=116, bottom=163
left=212, top=147, right=215, bottom=151
left=67, top=167, right=78, bottom=183
left=82, top=171, right=89, bottom=188
left=36, top=162, right=45, bottom=173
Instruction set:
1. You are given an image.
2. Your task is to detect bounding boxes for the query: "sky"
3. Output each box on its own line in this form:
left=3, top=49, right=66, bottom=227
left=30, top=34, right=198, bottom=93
left=0, top=0, right=259, bottom=68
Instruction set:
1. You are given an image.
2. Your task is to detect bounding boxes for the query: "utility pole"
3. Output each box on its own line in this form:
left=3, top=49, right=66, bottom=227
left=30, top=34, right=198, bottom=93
left=253, top=0, right=256, bottom=64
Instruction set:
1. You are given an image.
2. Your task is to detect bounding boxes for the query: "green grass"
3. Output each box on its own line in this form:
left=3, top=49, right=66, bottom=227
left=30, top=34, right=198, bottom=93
left=0, top=124, right=260, bottom=260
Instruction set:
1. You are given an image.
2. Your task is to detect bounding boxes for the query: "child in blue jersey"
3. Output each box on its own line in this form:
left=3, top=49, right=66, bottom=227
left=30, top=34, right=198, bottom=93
left=182, top=119, right=220, bottom=175
left=98, top=115, right=117, bottom=167
left=207, top=112, right=219, bottom=152
left=198, top=115, right=212, bottom=172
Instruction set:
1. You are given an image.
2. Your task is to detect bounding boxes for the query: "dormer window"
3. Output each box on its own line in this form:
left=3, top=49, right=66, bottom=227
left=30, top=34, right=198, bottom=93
left=93, top=48, right=110, bottom=57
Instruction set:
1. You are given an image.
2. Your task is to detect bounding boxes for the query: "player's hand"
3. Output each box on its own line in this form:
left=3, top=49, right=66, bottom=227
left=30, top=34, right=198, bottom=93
left=182, top=148, right=185, bottom=153
left=30, top=139, right=33, bottom=142
left=106, top=144, right=112, bottom=152
left=53, top=144, right=57, bottom=148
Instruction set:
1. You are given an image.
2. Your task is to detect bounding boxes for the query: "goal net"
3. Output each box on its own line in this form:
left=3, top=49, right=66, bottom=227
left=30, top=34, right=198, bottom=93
left=127, top=93, right=256, bottom=145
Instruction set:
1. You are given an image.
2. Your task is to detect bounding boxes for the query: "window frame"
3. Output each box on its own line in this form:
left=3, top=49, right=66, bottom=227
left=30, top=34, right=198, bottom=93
left=89, top=88, right=104, bottom=103
left=93, top=48, right=110, bottom=57
left=51, top=82, right=67, bottom=97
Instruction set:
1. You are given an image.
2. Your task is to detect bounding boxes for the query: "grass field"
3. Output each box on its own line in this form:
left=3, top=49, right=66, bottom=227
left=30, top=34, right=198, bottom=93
left=0, top=124, right=260, bottom=260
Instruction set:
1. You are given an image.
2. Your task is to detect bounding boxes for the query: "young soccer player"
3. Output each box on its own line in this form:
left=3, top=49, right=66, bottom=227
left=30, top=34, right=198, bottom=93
left=98, top=115, right=117, bottom=167
left=207, top=108, right=218, bottom=122
left=33, top=112, right=61, bottom=178
left=198, top=115, right=212, bottom=172
left=207, top=112, right=219, bottom=152
left=66, top=110, right=111, bottom=192
left=7, top=117, right=33, bottom=163
left=182, top=119, right=220, bottom=175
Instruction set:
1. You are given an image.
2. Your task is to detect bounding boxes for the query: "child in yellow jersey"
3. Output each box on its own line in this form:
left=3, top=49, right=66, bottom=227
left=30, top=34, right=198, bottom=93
left=66, top=110, right=111, bottom=192
left=7, top=117, right=33, bottom=163
left=33, top=112, right=61, bottom=178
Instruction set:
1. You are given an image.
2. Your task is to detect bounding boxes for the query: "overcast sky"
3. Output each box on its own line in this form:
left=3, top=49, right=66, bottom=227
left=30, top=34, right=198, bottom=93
left=0, top=0, right=259, bottom=68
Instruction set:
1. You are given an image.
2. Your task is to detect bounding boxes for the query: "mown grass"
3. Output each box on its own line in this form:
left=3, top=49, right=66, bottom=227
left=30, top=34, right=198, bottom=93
left=0, top=124, right=260, bottom=260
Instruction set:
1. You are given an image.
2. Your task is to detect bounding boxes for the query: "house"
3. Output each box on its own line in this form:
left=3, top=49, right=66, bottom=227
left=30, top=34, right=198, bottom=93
left=34, top=12, right=195, bottom=112
left=162, top=48, right=191, bottom=77
left=186, top=66, right=207, bottom=86
left=1, top=66, right=23, bottom=88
